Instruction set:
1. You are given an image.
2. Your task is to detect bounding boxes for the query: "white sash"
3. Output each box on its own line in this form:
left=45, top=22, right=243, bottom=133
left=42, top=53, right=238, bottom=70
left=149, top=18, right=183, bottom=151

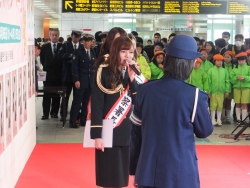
left=134, top=73, right=147, bottom=84
left=105, top=86, right=132, bottom=128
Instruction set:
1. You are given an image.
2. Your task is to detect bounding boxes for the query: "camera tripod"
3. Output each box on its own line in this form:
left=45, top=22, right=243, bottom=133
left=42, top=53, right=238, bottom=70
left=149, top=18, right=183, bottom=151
left=231, top=114, right=250, bottom=140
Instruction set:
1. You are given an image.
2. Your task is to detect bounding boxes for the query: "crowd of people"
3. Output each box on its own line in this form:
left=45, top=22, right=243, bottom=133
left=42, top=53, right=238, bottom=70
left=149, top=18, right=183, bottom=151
left=35, top=29, right=250, bottom=128
left=34, top=27, right=250, bottom=187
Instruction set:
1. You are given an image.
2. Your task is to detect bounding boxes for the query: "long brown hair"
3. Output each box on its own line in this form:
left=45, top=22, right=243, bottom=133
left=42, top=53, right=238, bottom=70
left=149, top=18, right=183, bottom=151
left=106, top=36, right=133, bottom=88
left=94, top=27, right=127, bottom=69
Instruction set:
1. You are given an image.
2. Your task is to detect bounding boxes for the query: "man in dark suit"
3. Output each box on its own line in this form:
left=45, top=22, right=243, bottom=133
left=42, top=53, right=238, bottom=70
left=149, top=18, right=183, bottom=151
left=69, top=34, right=96, bottom=128
left=58, top=30, right=83, bottom=121
left=40, top=28, right=62, bottom=120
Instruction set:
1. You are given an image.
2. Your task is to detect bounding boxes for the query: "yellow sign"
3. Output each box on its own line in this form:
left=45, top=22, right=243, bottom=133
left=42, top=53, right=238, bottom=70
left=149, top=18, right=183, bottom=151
left=65, top=1, right=74, bottom=9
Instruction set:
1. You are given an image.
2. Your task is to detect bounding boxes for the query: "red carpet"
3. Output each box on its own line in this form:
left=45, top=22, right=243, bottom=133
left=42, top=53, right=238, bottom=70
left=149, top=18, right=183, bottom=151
left=15, top=145, right=250, bottom=188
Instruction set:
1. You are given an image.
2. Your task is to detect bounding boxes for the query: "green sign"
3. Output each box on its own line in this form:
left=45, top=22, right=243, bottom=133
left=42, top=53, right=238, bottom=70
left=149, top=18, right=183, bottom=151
left=0, top=22, right=21, bottom=43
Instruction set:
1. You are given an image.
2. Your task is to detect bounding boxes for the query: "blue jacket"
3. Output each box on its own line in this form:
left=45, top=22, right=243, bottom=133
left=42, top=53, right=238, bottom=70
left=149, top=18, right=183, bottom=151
left=58, top=41, right=84, bottom=83
left=71, top=46, right=95, bottom=89
left=130, top=77, right=213, bottom=188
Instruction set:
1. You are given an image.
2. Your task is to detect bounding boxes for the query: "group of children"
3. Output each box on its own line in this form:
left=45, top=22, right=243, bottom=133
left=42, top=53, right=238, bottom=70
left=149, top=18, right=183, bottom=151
left=135, top=45, right=165, bottom=81
left=188, top=49, right=250, bottom=126
left=135, top=41, right=250, bottom=126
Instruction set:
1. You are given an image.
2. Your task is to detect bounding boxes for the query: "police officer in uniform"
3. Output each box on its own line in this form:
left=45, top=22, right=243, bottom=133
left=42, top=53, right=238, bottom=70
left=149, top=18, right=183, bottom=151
left=130, top=35, right=213, bottom=188
left=58, top=30, right=83, bottom=121
left=69, top=34, right=95, bottom=128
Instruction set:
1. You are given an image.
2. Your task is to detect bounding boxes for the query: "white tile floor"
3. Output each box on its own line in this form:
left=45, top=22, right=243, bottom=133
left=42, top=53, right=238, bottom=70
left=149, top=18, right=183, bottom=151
left=35, top=95, right=250, bottom=145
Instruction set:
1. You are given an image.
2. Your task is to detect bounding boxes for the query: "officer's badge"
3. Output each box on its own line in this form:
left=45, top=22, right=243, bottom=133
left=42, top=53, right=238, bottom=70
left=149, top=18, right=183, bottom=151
left=76, top=31, right=82, bottom=36
left=59, top=47, right=62, bottom=50
left=73, top=55, right=76, bottom=59
left=85, top=34, right=89, bottom=38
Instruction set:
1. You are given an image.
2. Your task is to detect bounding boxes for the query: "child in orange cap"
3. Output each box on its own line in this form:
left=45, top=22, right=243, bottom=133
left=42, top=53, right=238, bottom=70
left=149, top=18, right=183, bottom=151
left=149, top=51, right=165, bottom=80
left=199, top=48, right=214, bottom=72
left=186, top=58, right=209, bottom=92
left=246, top=49, right=250, bottom=65
left=222, top=51, right=235, bottom=123
left=208, top=54, right=231, bottom=126
left=230, top=52, right=250, bottom=125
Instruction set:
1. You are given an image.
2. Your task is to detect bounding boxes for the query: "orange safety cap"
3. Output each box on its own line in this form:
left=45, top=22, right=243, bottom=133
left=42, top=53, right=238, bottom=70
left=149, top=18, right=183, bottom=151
left=199, top=48, right=208, bottom=53
left=195, top=58, right=202, bottom=63
left=223, top=51, right=234, bottom=57
left=154, top=50, right=165, bottom=56
left=246, top=50, right=250, bottom=55
left=213, top=54, right=224, bottom=61
left=235, top=52, right=247, bottom=58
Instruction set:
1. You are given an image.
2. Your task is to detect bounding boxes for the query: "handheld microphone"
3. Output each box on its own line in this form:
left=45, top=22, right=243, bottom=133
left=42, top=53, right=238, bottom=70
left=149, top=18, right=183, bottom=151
left=126, top=58, right=141, bottom=75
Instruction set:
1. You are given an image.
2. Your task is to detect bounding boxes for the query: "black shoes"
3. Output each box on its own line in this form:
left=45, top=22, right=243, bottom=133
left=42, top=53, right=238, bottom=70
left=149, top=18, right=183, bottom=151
left=41, top=116, right=49, bottom=120
left=51, top=114, right=58, bottom=118
left=69, top=122, right=79, bottom=128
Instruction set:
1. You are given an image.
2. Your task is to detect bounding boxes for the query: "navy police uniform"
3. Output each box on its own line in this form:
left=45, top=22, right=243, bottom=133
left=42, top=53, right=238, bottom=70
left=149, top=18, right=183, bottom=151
left=58, top=30, right=83, bottom=119
left=69, top=34, right=95, bottom=127
left=95, top=31, right=108, bottom=57
left=130, top=77, right=213, bottom=188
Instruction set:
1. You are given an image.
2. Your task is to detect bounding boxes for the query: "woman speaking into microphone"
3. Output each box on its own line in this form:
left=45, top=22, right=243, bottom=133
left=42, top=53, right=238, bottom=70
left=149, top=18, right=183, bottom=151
left=90, top=36, right=141, bottom=188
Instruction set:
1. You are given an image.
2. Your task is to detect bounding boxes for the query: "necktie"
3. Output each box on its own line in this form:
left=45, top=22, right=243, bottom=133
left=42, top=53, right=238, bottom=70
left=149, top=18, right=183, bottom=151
left=74, top=44, right=77, bottom=49
left=87, top=50, right=91, bottom=59
left=53, top=43, right=56, bottom=58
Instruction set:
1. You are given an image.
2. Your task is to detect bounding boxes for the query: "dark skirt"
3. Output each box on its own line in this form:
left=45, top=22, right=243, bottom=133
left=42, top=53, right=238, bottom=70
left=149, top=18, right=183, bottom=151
left=95, top=146, right=129, bottom=187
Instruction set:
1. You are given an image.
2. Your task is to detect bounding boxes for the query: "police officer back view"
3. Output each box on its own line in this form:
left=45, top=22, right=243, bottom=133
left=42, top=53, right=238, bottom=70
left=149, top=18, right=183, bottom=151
left=58, top=30, right=83, bottom=121
left=69, top=34, right=95, bottom=128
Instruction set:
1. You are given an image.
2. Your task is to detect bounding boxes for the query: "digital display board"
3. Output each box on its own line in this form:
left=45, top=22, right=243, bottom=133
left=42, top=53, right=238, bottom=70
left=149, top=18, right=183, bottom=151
left=163, top=1, right=227, bottom=14
left=229, top=1, right=250, bottom=14
left=62, top=0, right=250, bottom=14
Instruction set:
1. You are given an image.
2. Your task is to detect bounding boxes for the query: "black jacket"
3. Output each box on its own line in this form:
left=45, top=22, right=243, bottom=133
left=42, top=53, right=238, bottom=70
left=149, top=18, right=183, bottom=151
left=40, top=42, right=62, bottom=86
left=58, top=42, right=84, bottom=83
left=90, top=66, right=138, bottom=146
left=71, top=46, right=95, bottom=88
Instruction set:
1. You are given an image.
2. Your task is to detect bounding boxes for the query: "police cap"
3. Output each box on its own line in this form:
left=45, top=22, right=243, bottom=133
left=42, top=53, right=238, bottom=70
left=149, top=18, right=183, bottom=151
left=81, top=33, right=94, bottom=41
left=99, top=31, right=108, bottom=39
left=71, top=30, right=82, bottom=38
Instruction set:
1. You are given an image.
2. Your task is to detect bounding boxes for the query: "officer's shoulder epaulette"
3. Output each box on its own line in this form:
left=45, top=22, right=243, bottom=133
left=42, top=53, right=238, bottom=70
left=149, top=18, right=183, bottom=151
left=185, top=82, right=208, bottom=95
left=185, top=82, right=196, bottom=88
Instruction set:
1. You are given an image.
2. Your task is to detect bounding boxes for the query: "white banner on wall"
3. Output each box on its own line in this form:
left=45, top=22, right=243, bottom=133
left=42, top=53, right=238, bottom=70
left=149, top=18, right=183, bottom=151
left=0, top=75, right=4, bottom=155
left=0, top=0, right=35, bottom=187
left=0, top=0, right=34, bottom=155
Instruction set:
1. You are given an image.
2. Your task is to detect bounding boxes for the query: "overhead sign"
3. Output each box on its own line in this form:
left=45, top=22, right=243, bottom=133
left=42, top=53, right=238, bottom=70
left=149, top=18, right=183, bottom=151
left=62, top=0, right=250, bottom=14
left=228, top=1, right=250, bottom=14
left=65, top=1, right=74, bottom=10
left=164, top=1, right=227, bottom=14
